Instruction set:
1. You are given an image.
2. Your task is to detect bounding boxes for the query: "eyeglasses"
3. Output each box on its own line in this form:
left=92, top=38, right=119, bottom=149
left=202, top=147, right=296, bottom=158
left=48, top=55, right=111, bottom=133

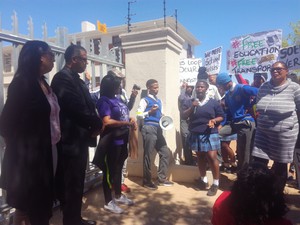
left=270, top=67, right=286, bottom=73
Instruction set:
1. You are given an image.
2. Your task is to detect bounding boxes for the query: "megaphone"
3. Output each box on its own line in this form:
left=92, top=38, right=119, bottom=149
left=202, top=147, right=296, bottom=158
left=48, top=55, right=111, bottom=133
left=159, top=116, right=174, bottom=131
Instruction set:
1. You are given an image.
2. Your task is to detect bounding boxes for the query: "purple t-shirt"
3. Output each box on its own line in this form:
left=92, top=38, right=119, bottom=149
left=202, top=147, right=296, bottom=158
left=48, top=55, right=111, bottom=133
left=97, top=96, right=129, bottom=122
left=96, top=96, right=129, bottom=145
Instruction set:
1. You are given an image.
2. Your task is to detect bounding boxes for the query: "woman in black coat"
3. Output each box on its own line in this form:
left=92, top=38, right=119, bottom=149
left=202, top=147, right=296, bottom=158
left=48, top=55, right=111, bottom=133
left=0, top=40, right=59, bottom=225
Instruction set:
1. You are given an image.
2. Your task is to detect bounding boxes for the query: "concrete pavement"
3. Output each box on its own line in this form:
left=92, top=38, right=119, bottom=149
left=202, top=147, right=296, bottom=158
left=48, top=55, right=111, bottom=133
left=50, top=171, right=300, bottom=225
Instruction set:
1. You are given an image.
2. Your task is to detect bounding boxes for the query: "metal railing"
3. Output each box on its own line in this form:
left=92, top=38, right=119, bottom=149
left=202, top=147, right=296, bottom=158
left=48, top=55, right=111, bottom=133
left=0, top=11, right=122, bottom=224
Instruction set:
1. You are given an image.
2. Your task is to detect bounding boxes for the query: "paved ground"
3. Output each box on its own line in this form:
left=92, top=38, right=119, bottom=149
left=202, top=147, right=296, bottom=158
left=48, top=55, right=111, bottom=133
left=50, top=172, right=300, bottom=225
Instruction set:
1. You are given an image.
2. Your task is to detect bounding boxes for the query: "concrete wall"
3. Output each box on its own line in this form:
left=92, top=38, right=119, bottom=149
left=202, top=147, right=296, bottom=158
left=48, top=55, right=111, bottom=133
left=120, top=27, right=196, bottom=180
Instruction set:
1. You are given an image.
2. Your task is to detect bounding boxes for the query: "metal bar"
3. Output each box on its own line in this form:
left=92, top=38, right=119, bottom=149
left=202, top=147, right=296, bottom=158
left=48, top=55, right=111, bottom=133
left=0, top=31, right=123, bottom=68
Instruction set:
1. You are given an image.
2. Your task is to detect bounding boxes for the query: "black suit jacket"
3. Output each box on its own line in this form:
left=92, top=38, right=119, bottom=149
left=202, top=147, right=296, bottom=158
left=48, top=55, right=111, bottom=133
left=51, top=67, right=102, bottom=156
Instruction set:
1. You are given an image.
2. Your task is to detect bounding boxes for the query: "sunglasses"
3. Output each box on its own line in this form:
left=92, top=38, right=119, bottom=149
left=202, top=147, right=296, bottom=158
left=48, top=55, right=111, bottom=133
left=270, top=67, right=286, bottom=73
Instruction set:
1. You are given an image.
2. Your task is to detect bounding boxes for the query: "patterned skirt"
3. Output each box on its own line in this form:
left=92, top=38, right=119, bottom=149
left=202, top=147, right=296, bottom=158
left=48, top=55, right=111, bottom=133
left=188, top=133, right=220, bottom=152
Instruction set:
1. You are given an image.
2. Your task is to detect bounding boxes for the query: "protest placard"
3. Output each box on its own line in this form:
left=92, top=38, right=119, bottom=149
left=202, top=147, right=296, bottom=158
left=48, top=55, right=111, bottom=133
left=179, top=58, right=202, bottom=85
left=204, top=46, right=222, bottom=75
left=228, top=30, right=282, bottom=74
left=277, top=45, right=300, bottom=70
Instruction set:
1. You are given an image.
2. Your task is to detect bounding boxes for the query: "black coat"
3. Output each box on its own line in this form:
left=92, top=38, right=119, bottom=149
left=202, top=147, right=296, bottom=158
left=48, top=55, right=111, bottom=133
left=51, top=67, right=102, bottom=156
left=0, top=76, right=54, bottom=216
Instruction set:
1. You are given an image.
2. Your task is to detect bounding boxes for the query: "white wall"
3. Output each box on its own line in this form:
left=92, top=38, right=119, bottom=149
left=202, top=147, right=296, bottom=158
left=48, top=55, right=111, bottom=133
left=121, top=27, right=185, bottom=177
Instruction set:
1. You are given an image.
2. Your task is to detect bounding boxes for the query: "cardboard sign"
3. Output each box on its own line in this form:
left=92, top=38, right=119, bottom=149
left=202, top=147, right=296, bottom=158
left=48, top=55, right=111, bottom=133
left=204, top=46, right=222, bottom=75
left=228, top=30, right=282, bottom=74
left=179, top=58, right=202, bottom=85
left=277, top=45, right=300, bottom=70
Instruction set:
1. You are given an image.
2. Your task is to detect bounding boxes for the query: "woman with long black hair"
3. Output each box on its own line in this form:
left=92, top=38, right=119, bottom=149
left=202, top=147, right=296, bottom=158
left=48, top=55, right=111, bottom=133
left=0, top=40, right=59, bottom=225
left=95, top=72, right=137, bottom=214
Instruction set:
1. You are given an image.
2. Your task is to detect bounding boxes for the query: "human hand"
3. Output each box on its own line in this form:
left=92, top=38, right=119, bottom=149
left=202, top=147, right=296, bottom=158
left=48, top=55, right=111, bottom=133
left=99, top=124, right=106, bottom=135
left=207, top=119, right=216, bottom=128
left=149, top=104, right=159, bottom=114
left=129, top=118, right=138, bottom=130
left=92, top=128, right=101, bottom=137
left=192, top=98, right=200, bottom=107
left=85, top=71, right=91, bottom=80
left=131, top=89, right=139, bottom=98
left=218, top=125, right=223, bottom=131
left=181, top=82, right=187, bottom=89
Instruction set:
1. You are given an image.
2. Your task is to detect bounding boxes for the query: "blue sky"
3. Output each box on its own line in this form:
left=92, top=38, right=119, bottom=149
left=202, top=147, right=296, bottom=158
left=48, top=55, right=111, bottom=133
left=1, top=0, right=299, bottom=80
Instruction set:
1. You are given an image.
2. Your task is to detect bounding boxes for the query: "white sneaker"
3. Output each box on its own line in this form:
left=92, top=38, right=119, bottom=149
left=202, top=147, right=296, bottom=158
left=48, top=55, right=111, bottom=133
left=104, top=200, right=124, bottom=214
left=115, top=194, right=134, bottom=206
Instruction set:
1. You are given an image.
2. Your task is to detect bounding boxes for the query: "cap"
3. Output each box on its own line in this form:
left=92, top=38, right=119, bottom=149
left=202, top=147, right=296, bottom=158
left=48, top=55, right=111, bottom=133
left=107, top=68, right=125, bottom=78
left=216, top=73, right=232, bottom=85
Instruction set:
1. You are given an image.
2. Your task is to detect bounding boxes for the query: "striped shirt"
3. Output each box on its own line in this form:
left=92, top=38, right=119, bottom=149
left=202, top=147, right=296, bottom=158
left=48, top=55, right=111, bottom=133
left=252, top=79, right=300, bottom=163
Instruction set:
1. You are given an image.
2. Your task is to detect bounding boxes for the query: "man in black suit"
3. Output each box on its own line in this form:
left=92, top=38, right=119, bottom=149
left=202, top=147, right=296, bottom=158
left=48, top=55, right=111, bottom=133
left=51, top=44, right=102, bottom=225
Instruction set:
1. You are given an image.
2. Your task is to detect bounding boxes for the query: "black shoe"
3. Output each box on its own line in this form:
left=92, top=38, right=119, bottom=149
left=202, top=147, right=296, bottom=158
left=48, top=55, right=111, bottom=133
left=207, top=184, right=218, bottom=196
left=220, top=164, right=233, bottom=173
left=197, top=179, right=209, bottom=190
left=143, top=182, right=158, bottom=190
left=81, top=218, right=96, bottom=225
left=158, top=180, right=174, bottom=186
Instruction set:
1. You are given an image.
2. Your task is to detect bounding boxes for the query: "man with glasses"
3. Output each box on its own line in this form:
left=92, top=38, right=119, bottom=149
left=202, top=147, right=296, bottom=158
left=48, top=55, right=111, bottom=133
left=216, top=73, right=258, bottom=170
left=51, top=44, right=102, bottom=225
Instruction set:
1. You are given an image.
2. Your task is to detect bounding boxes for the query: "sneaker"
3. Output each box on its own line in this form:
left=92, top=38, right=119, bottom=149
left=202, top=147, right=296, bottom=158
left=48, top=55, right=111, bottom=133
left=143, top=182, right=158, bottom=190
left=197, top=180, right=209, bottom=190
left=207, top=184, right=219, bottom=196
left=115, top=194, right=134, bottom=206
left=104, top=200, right=124, bottom=214
left=158, top=180, right=174, bottom=186
left=121, top=183, right=131, bottom=193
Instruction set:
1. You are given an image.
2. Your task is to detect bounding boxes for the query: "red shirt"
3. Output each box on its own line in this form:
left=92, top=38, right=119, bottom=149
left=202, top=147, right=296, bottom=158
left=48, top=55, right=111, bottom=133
left=211, top=191, right=292, bottom=225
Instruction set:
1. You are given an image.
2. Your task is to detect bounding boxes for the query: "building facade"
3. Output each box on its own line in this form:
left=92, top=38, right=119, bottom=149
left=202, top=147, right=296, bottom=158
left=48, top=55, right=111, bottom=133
left=1, top=16, right=201, bottom=181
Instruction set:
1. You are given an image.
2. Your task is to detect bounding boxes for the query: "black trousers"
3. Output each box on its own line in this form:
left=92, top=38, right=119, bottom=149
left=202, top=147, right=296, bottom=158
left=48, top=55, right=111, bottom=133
left=93, top=129, right=129, bottom=204
left=102, top=144, right=128, bottom=204
left=253, top=156, right=288, bottom=192
left=56, top=144, right=89, bottom=225
left=219, top=120, right=256, bottom=170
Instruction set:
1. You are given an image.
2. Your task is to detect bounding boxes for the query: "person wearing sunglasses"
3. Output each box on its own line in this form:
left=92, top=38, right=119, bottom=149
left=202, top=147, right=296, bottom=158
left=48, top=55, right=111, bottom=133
left=252, top=61, right=300, bottom=193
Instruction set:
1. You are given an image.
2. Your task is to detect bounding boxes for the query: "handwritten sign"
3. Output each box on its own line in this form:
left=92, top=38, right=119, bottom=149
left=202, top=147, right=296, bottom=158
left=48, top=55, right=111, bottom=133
left=179, top=58, right=202, bottom=85
left=204, top=46, right=222, bottom=75
left=228, top=30, right=282, bottom=74
left=277, top=45, right=300, bottom=70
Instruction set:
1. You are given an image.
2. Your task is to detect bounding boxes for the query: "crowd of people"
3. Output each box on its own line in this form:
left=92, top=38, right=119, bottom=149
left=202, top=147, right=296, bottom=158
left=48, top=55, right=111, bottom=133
left=179, top=65, right=300, bottom=193
left=0, top=40, right=299, bottom=224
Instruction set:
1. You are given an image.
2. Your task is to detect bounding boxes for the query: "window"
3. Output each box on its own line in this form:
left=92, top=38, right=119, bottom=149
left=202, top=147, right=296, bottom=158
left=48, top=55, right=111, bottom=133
left=3, top=53, right=12, bottom=73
